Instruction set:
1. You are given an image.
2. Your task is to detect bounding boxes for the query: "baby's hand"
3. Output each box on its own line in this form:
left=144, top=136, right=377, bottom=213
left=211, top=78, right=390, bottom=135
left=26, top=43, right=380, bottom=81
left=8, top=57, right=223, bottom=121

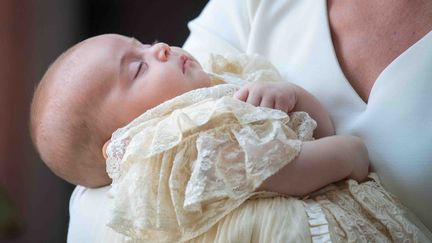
left=234, top=82, right=299, bottom=113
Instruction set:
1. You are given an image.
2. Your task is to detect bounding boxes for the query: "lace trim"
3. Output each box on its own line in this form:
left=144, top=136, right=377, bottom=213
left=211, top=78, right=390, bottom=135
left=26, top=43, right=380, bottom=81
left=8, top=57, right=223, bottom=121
left=312, top=174, right=420, bottom=243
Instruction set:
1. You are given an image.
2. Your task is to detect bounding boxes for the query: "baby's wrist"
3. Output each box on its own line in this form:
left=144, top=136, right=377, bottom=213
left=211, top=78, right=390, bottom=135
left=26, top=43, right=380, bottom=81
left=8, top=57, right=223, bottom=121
left=344, top=136, right=370, bottom=182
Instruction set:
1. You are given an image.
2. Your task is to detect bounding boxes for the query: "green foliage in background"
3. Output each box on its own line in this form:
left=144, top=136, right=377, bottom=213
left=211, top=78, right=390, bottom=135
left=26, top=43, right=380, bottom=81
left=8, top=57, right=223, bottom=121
left=0, top=187, right=21, bottom=239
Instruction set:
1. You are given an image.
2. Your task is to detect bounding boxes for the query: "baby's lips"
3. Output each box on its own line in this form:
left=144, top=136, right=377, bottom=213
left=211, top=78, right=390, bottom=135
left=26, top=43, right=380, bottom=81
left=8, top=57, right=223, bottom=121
left=180, top=54, right=189, bottom=73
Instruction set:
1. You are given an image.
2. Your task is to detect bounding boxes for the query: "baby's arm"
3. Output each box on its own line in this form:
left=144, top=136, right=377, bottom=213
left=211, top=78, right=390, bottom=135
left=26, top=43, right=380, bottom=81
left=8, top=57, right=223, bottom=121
left=234, top=82, right=334, bottom=138
left=235, top=82, right=369, bottom=196
left=257, top=135, right=370, bottom=196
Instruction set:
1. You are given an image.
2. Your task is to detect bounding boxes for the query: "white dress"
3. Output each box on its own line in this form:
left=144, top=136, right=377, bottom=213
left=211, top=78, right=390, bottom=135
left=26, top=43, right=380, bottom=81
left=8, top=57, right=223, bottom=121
left=67, top=0, right=432, bottom=242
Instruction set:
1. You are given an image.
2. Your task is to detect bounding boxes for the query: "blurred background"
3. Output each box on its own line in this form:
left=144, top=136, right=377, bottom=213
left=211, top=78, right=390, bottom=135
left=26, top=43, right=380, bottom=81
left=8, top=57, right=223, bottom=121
left=0, top=1, right=208, bottom=242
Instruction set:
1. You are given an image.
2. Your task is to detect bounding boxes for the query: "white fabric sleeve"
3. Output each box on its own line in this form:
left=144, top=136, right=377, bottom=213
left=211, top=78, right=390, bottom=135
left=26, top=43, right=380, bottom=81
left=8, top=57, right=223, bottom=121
left=183, top=0, right=261, bottom=63
left=67, top=186, right=126, bottom=243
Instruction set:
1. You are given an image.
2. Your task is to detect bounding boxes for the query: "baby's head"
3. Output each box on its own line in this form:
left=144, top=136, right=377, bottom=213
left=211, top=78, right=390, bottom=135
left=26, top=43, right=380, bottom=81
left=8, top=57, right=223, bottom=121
left=30, top=34, right=210, bottom=187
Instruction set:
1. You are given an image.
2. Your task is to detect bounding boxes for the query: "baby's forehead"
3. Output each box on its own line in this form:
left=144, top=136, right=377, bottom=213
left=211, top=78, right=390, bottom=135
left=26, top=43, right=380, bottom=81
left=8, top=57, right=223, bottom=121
left=81, top=34, right=135, bottom=54
left=44, top=34, right=137, bottom=109
left=56, top=37, right=125, bottom=81
left=42, top=52, right=112, bottom=117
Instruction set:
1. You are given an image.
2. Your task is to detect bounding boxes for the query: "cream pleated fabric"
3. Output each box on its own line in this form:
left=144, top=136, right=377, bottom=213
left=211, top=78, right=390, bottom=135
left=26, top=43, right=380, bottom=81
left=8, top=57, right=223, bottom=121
left=189, top=174, right=427, bottom=243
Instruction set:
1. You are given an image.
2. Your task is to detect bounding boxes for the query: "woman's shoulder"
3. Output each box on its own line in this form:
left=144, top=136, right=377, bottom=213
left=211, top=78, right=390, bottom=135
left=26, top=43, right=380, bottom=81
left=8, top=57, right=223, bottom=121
left=183, top=0, right=318, bottom=62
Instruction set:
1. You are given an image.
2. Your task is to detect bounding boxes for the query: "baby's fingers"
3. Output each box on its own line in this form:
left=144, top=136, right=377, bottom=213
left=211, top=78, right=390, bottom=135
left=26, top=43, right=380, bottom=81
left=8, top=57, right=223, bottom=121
left=234, top=85, right=263, bottom=107
left=274, top=97, right=292, bottom=113
left=260, top=95, right=275, bottom=109
left=246, top=91, right=262, bottom=106
left=234, top=87, right=249, bottom=101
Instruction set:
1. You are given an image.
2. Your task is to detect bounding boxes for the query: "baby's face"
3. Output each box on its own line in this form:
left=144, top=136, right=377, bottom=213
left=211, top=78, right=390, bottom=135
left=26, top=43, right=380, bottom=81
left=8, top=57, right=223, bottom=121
left=70, top=34, right=211, bottom=135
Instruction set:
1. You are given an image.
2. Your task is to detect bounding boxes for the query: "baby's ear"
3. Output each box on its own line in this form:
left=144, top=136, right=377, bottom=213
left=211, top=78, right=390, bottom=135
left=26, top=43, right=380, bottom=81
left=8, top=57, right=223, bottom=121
left=102, top=139, right=111, bottom=160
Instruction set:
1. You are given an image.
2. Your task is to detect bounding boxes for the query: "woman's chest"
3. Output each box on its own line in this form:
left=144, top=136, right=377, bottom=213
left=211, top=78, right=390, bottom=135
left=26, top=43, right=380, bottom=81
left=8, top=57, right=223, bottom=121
left=248, top=0, right=432, bottom=129
left=327, top=0, right=432, bottom=103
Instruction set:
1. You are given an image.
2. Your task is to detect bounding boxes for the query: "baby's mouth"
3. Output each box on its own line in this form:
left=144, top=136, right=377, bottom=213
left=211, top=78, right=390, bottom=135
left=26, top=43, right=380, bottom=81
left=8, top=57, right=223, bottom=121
left=180, top=55, right=190, bottom=74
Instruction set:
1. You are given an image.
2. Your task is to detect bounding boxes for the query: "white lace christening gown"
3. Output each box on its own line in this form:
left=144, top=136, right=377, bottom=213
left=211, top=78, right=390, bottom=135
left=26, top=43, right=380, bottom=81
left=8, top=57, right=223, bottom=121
left=104, top=55, right=427, bottom=243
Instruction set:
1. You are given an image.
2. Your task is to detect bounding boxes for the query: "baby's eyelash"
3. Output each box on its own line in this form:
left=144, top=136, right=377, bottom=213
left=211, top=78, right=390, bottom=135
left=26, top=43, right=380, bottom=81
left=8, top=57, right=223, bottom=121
left=134, top=61, right=148, bottom=79
left=134, top=62, right=143, bottom=79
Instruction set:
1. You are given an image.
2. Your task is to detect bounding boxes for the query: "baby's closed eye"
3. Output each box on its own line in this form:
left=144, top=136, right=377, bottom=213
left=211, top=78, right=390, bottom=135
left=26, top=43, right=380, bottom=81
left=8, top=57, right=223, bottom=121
left=129, top=61, right=147, bottom=80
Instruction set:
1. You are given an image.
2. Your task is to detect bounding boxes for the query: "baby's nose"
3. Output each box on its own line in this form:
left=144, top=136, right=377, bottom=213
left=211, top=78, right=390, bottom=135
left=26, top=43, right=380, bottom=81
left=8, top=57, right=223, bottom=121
left=152, top=42, right=171, bottom=61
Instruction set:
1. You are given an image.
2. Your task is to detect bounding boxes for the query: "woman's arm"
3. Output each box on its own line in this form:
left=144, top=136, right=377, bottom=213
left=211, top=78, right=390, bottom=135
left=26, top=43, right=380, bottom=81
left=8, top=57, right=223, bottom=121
left=183, top=0, right=260, bottom=62
left=67, top=186, right=127, bottom=242
left=257, top=135, right=370, bottom=197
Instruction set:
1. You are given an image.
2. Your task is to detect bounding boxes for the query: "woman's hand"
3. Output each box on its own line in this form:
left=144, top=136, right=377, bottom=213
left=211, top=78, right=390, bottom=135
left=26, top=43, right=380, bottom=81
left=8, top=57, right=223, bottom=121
left=234, top=82, right=299, bottom=113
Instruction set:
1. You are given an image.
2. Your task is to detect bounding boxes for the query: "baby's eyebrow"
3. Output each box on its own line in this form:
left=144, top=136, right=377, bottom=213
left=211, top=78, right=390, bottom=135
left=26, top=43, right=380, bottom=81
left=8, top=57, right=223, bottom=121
left=130, top=37, right=140, bottom=46
left=129, top=38, right=159, bottom=49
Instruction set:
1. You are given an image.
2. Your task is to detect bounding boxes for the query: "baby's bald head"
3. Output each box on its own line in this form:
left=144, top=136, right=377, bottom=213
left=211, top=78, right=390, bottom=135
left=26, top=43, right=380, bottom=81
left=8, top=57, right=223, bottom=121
left=30, top=40, right=111, bottom=187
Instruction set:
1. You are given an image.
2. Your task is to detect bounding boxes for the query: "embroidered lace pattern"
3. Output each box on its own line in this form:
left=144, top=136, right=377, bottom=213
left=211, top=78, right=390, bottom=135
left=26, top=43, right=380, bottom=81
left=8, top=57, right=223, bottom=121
left=310, top=174, right=421, bottom=243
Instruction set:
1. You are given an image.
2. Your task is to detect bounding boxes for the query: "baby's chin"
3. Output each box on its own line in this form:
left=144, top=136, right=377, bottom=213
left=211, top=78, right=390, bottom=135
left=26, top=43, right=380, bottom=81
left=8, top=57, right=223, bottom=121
left=191, top=70, right=212, bottom=88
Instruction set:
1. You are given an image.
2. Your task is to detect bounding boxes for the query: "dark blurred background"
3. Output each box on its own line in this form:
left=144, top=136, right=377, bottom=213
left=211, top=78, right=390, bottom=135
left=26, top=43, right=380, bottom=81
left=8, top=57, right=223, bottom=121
left=0, top=1, right=208, bottom=242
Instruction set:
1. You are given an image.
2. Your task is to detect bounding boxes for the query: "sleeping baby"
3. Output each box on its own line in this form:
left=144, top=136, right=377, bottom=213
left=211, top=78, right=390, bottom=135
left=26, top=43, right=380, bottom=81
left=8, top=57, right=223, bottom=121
left=30, top=34, right=428, bottom=242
